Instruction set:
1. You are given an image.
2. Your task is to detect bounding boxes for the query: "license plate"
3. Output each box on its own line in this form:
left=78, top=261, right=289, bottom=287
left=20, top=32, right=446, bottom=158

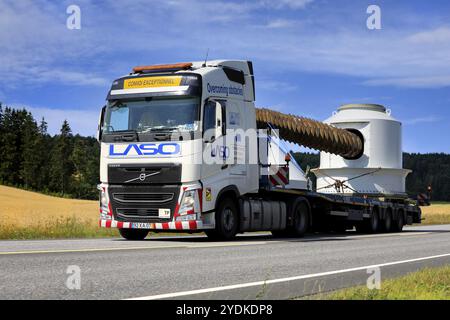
left=131, top=222, right=151, bottom=229
left=158, top=208, right=171, bottom=218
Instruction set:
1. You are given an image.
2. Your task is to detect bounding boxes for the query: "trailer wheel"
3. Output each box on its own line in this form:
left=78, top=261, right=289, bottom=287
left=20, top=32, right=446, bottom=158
left=206, top=197, right=238, bottom=241
left=119, top=228, right=149, bottom=240
left=291, top=201, right=310, bottom=237
left=357, top=207, right=380, bottom=233
left=382, top=209, right=393, bottom=233
left=392, top=211, right=404, bottom=232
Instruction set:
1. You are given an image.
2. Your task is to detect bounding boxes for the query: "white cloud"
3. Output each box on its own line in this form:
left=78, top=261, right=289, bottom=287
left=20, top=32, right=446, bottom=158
left=407, top=27, right=450, bottom=44
left=403, top=116, right=441, bottom=125
left=257, top=79, right=298, bottom=91
left=260, top=0, right=314, bottom=9
left=0, top=1, right=109, bottom=89
left=264, top=19, right=300, bottom=29
left=364, top=76, right=450, bottom=88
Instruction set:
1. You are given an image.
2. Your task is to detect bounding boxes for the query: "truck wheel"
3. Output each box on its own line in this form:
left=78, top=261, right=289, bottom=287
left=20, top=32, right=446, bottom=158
left=119, top=228, right=149, bottom=240
left=206, top=197, right=238, bottom=241
left=382, top=209, right=393, bottom=233
left=392, top=212, right=404, bottom=232
left=291, top=201, right=310, bottom=237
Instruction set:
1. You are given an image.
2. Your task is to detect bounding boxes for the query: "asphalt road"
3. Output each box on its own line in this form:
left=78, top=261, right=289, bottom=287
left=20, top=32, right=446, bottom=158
left=0, top=224, right=449, bottom=300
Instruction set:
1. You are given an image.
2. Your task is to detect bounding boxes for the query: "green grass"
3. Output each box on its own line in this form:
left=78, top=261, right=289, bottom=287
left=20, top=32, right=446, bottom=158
left=316, top=266, right=450, bottom=300
left=0, top=216, right=120, bottom=240
left=0, top=216, right=202, bottom=240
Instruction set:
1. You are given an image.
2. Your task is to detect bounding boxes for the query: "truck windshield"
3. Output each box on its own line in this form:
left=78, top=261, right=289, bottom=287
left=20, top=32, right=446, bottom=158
left=102, top=97, right=200, bottom=134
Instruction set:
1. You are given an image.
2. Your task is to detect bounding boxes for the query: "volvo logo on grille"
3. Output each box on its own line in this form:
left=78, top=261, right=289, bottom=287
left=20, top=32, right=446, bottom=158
left=125, top=171, right=160, bottom=183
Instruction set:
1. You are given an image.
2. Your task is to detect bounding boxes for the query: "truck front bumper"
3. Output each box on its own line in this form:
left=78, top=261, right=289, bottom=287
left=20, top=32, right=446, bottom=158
left=99, top=218, right=206, bottom=231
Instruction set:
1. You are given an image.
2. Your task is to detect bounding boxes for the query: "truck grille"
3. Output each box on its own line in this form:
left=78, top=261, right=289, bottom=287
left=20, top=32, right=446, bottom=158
left=113, top=193, right=174, bottom=203
left=108, top=184, right=180, bottom=223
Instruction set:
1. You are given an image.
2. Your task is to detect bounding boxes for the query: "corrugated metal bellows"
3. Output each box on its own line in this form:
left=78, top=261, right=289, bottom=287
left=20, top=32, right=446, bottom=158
left=255, top=108, right=363, bottom=158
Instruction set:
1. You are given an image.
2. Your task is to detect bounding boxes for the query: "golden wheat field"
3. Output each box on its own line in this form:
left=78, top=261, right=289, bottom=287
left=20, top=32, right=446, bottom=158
left=420, top=203, right=450, bottom=225
left=0, top=185, right=98, bottom=226
left=0, top=185, right=118, bottom=239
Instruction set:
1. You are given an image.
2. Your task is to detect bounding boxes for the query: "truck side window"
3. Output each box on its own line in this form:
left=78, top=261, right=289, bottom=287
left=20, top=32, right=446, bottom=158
left=203, top=101, right=216, bottom=133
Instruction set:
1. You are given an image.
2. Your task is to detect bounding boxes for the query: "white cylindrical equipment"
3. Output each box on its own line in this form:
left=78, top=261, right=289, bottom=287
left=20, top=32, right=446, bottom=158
left=313, top=104, right=410, bottom=196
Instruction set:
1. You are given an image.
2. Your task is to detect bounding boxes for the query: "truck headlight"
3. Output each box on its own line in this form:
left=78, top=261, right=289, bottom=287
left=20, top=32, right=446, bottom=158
left=178, top=190, right=196, bottom=216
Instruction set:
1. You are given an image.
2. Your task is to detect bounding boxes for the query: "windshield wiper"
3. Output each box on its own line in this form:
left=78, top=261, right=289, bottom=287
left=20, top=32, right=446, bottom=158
left=149, top=127, right=179, bottom=132
left=139, top=126, right=179, bottom=133
left=111, top=129, right=139, bottom=142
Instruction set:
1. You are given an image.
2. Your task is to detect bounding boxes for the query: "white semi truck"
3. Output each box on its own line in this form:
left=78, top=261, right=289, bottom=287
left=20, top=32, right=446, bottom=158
left=97, top=60, right=421, bottom=240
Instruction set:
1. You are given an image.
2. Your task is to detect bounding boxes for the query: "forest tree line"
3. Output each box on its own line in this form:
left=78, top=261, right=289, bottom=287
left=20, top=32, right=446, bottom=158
left=0, top=104, right=449, bottom=201
left=0, top=104, right=99, bottom=199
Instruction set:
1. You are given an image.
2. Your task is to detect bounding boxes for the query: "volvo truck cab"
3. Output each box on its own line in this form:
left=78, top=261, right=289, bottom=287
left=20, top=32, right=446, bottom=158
left=97, top=60, right=260, bottom=240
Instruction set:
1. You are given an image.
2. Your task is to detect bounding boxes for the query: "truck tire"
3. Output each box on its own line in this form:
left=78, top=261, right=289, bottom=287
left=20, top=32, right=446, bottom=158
left=206, top=197, right=239, bottom=241
left=392, top=211, right=404, bottom=232
left=290, top=201, right=310, bottom=237
left=119, top=228, right=149, bottom=240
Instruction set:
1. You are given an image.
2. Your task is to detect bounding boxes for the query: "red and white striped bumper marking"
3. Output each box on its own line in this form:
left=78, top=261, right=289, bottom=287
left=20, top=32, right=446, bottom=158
left=270, top=166, right=289, bottom=187
left=99, top=219, right=202, bottom=230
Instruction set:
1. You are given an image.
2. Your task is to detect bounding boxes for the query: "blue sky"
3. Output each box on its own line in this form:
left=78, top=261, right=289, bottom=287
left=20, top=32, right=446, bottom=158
left=1, top=0, right=450, bottom=153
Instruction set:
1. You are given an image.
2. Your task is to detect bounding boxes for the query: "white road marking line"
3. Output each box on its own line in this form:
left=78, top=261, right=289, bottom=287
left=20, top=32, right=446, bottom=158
left=267, top=231, right=431, bottom=244
left=321, top=231, right=432, bottom=239
left=348, top=231, right=431, bottom=238
left=0, top=245, right=185, bottom=255
left=190, top=242, right=268, bottom=248
left=125, top=252, right=450, bottom=300
left=0, top=241, right=266, bottom=255
left=0, top=230, right=436, bottom=255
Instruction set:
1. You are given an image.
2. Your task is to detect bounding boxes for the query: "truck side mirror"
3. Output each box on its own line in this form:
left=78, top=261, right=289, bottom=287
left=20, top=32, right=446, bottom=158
left=96, top=105, right=106, bottom=142
left=215, top=102, right=223, bottom=140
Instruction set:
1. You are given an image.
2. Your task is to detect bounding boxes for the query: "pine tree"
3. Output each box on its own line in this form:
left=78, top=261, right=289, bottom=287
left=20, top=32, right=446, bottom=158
left=49, top=120, right=74, bottom=195
left=0, top=103, right=3, bottom=183
left=36, top=118, right=50, bottom=190
left=20, top=112, right=40, bottom=188
left=0, top=108, right=31, bottom=185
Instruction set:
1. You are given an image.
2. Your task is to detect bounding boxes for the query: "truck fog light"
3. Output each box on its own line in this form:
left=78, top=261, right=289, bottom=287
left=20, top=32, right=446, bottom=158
left=176, top=214, right=197, bottom=221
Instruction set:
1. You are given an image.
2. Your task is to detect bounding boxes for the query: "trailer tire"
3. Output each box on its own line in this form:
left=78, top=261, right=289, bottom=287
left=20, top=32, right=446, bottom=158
left=357, top=207, right=380, bottom=234
left=118, top=228, right=149, bottom=241
left=382, top=208, right=393, bottom=233
left=206, top=197, right=239, bottom=241
left=291, top=201, right=310, bottom=237
left=392, top=211, right=404, bottom=232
